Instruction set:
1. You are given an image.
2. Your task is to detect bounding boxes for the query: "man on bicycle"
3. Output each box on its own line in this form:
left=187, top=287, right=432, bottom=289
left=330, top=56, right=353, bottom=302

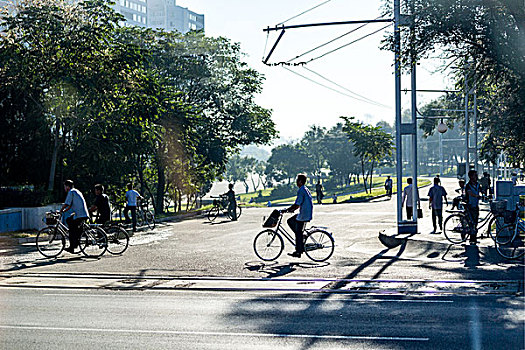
left=281, top=174, right=313, bottom=258
left=89, top=184, right=111, bottom=224
left=60, top=180, right=89, bottom=254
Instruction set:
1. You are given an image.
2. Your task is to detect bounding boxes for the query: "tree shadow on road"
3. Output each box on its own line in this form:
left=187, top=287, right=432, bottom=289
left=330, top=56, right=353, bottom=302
left=244, top=261, right=330, bottom=278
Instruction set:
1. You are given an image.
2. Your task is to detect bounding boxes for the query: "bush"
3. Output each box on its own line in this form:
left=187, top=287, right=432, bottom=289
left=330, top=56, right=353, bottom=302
left=0, top=187, right=50, bottom=208
left=270, top=184, right=296, bottom=199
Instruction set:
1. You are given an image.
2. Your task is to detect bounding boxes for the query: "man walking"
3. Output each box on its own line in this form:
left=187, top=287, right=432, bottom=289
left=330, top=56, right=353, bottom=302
left=124, top=183, right=142, bottom=232
left=402, top=177, right=420, bottom=220
left=466, top=170, right=481, bottom=244
left=428, top=177, right=448, bottom=233
left=384, top=176, right=393, bottom=198
left=282, top=174, right=313, bottom=258
left=315, top=181, right=324, bottom=204
left=225, top=183, right=237, bottom=221
left=60, top=180, right=89, bottom=254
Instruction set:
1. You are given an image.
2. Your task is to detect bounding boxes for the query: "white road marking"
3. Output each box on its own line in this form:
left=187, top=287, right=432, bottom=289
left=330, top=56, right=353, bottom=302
left=0, top=324, right=429, bottom=342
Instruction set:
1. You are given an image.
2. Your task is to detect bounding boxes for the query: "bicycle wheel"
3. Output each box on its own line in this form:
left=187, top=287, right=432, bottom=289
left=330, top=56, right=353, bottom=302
left=495, top=224, right=525, bottom=260
left=253, top=229, right=284, bottom=261
left=145, top=211, right=156, bottom=230
left=79, top=227, right=108, bottom=258
left=443, top=213, right=469, bottom=244
left=487, top=215, right=505, bottom=242
left=36, top=227, right=65, bottom=258
left=207, top=206, right=220, bottom=222
left=235, top=205, right=242, bottom=219
left=304, top=229, right=335, bottom=262
left=105, top=226, right=129, bottom=255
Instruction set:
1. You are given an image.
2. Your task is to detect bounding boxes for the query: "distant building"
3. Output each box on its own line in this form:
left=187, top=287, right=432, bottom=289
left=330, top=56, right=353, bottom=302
left=113, top=0, right=148, bottom=27
left=147, top=0, right=204, bottom=33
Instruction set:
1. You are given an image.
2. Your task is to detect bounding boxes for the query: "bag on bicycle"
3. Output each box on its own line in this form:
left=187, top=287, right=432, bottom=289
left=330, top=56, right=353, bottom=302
left=263, top=210, right=280, bottom=228
left=503, top=210, right=516, bottom=224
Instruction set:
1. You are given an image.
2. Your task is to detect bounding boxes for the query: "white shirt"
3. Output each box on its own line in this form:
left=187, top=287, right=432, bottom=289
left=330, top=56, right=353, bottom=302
left=402, top=184, right=420, bottom=208
left=64, top=189, right=89, bottom=219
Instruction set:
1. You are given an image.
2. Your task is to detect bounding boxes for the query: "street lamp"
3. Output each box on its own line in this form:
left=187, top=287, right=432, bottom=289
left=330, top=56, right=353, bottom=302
left=437, top=119, right=448, bottom=133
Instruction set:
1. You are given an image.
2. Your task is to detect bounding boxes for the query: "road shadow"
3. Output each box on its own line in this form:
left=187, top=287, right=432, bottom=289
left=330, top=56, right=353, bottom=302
left=244, top=261, right=330, bottom=278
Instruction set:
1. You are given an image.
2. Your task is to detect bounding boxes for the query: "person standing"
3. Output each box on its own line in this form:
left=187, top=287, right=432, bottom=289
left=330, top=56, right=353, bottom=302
left=315, top=181, right=324, bottom=204
left=281, top=174, right=313, bottom=258
left=225, top=183, right=237, bottom=221
left=479, top=172, right=490, bottom=197
left=465, top=170, right=481, bottom=244
left=60, top=180, right=89, bottom=254
left=428, top=177, right=448, bottom=233
left=89, top=184, right=111, bottom=224
left=402, top=177, right=420, bottom=220
left=124, top=183, right=142, bottom=232
left=384, top=176, right=393, bottom=198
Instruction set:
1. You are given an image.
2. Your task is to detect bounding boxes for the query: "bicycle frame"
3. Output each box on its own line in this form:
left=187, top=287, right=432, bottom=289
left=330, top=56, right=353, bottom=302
left=271, top=214, right=296, bottom=246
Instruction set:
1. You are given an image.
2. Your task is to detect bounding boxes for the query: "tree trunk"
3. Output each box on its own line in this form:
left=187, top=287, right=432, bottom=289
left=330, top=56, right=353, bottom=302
left=361, top=159, right=368, bottom=194
left=156, top=160, right=165, bottom=214
left=47, top=121, right=60, bottom=192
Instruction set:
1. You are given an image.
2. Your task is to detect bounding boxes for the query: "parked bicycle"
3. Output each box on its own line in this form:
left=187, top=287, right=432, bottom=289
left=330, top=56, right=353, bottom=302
left=253, top=211, right=335, bottom=262
left=207, top=195, right=242, bottom=222
left=494, top=205, right=524, bottom=260
left=36, top=211, right=108, bottom=258
left=137, top=201, right=156, bottom=230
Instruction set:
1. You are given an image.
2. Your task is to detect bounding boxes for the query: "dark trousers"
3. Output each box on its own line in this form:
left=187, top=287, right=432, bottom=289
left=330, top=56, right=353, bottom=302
left=66, top=217, right=86, bottom=249
left=287, top=214, right=307, bottom=254
left=228, top=202, right=237, bottom=221
left=124, top=206, right=137, bottom=231
left=431, top=208, right=443, bottom=231
left=467, top=205, right=479, bottom=242
left=406, top=206, right=413, bottom=220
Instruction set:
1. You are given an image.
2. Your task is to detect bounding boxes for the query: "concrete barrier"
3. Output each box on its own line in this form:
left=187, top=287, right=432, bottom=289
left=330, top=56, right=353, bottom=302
left=0, top=204, right=61, bottom=233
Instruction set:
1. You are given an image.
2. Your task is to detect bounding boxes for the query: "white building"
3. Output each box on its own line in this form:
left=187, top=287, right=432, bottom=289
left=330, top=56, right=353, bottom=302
left=113, top=0, right=148, bottom=27
left=146, top=0, right=204, bottom=33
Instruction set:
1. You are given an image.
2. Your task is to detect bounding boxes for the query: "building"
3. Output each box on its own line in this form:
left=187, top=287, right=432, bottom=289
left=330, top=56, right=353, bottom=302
left=147, top=0, right=204, bottom=33
left=113, top=0, right=148, bottom=27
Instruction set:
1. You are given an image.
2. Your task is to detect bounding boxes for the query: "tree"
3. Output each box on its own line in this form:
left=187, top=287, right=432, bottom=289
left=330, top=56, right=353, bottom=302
left=301, top=125, right=327, bottom=180
left=342, top=117, right=394, bottom=193
left=382, top=0, right=525, bottom=163
left=321, top=123, right=360, bottom=186
left=265, top=144, right=309, bottom=185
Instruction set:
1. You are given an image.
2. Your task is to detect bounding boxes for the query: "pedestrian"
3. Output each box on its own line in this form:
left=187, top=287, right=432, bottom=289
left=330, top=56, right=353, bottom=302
left=465, top=170, right=481, bottom=244
left=332, top=194, right=337, bottom=204
left=60, top=180, right=89, bottom=254
left=124, top=183, right=142, bottom=232
left=88, top=184, right=111, bottom=224
left=479, top=172, right=490, bottom=197
left=511, top=172, right=518, bottom=186
left=225, top=183, right=237, bottom=221
left=315, top=181, right=324, bottom=204
left=428, top=177, right=448, bottom=234
left=402, top=177, right=420, bottom=220
left=281, top=174, right=313, bottom=258
left=384, top=176, right=393, bottom=198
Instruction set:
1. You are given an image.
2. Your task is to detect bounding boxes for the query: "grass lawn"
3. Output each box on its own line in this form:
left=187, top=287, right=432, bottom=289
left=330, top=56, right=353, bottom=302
left=238, top=177, right=432, bottom=205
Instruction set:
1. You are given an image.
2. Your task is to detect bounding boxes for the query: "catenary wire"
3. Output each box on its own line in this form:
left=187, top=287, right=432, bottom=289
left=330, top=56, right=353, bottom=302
left=302, top=66, right=391, bottom=108
left=307, top=24, right=391, bottom=63
left=277, top=0, right=332, bottom=26
left=288, top=14, right=387, bottom=63
left=283, top=66, right=390, bottom=108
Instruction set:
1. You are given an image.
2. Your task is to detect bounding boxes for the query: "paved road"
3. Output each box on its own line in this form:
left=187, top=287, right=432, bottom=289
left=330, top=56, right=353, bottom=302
left=0, top=287, right=522, bottom=350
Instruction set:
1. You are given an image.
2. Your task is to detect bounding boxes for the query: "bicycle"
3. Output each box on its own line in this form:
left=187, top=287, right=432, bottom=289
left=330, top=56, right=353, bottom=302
left=207, top=195, right=242, bottom=222
left=494, top=205, right=525, bottom=260
left=36, top=211, right=108, bottom=258
left=89, top=217, right=130, bottom=255
left=253, top=211, right=335, bottom=262
left=137, top=201, right=156, bottom=230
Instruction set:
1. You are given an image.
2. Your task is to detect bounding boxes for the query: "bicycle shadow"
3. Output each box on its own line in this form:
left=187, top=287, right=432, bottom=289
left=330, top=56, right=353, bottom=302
left=244, top=260, right=330, bottom=278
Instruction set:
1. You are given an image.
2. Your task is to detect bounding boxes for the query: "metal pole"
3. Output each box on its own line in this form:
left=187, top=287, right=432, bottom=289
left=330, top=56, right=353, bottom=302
left=439, top=132, right=444, bottom=176
left=394, top=0, right=403, bottom=226
left=464, top=65, right=470, bottom=181
left=411, top=54, right=418, bottom=221
left=473, top=84, right=478, bottom=172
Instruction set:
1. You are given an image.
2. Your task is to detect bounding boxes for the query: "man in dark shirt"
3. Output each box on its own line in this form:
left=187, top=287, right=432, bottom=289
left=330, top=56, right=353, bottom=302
left=465, top=170, right=481, bottom=244
left=225, top=183, right=237, bottom=221
left=89, top=184, right=111, bottom=224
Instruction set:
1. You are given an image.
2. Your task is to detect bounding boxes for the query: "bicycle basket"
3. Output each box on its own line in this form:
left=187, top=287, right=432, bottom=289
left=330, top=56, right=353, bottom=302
left=503, top=210, right=516, bottom=224
left=490, top=200, right=507, bottom=215
left=262, top=209, right=280, bottom=228
left=45, top=212, right=58, bottom=225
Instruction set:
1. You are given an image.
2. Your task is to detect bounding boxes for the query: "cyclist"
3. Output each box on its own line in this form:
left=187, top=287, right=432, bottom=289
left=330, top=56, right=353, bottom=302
left=89, top=184, right=111, bottom=224
left=225, top=183, right=237, bottom=221
left=281, top=174, right=313, bottom=258
left=60, top=180, right=89, bottom=254
left=124, top=183, right=142, bottom=232
left=465, top=170, right=481, bottom=244
left=384, top=176, right=393, bottom=198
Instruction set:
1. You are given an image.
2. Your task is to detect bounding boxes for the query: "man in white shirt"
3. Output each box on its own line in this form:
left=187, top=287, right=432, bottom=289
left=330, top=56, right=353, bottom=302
left=60, top=180, right=89, bottom=253
left=124, top=183, right=143, bottom=232
left=402, top=177, right=420, bottom=221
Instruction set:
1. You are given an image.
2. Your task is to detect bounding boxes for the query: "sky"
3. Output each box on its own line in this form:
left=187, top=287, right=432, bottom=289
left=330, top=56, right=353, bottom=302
left=177, top=0, right=454, bottom=144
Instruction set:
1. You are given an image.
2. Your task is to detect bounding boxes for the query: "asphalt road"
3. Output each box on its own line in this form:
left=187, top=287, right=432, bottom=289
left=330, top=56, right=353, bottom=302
left=0, top=287, right=522, bottom=350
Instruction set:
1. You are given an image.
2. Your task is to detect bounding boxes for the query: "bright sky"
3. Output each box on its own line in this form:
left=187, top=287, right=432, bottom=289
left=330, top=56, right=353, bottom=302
left=177, top=0, right=453, bottom=143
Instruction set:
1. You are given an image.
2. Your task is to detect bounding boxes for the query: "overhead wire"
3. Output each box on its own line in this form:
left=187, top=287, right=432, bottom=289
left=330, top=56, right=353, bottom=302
left=302, top=66, right=391, bottom=108
left=283, top=66, right=390, bottom=109
left=277, top=0, right=332, bottom=26
left=287, top=14, right=388, bottom=63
